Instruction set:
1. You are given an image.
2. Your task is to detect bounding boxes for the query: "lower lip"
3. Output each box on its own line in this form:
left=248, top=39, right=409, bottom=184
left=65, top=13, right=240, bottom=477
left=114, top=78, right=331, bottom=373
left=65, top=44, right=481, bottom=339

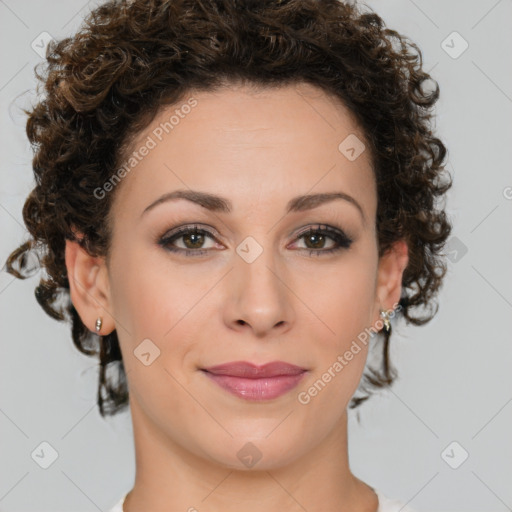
left=202, top=370, right=307, bottom=401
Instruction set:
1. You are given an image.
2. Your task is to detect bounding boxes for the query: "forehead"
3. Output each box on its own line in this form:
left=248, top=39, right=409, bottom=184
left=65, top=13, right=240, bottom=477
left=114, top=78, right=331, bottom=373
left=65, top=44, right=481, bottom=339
left=112, top=82, right=376, bottom=222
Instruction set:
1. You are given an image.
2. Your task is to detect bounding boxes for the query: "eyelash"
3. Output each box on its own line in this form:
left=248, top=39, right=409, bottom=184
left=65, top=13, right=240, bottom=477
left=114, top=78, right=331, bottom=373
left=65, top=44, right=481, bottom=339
left=157, top=223, right=353, bottom=257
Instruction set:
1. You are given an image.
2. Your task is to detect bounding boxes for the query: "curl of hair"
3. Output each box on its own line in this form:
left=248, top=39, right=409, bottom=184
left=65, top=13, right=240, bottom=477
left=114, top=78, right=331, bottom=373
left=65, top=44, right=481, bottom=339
left=5, top=0, right=453, bottom=417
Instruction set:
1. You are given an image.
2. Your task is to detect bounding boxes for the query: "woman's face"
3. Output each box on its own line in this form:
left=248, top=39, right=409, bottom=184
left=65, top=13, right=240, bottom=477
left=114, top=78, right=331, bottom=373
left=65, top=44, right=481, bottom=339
left=73, top=82, right=407, bottom=470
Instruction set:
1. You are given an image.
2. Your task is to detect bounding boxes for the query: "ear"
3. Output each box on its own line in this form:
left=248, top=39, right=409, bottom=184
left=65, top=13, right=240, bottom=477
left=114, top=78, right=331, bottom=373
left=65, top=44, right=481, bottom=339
left=65, top=235, right=115, bottom=335
left=372, top=239, right=409, bottom=324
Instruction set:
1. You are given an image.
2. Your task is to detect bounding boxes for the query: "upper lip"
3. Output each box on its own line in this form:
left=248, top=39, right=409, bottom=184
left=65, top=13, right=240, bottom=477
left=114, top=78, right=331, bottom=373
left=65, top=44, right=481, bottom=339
left=202, top=361, right=307, bottom=378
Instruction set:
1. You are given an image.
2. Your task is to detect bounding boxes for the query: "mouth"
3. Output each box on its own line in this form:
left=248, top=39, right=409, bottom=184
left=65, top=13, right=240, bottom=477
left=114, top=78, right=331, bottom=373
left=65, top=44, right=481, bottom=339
left=200, top=361, right=308, bottom=401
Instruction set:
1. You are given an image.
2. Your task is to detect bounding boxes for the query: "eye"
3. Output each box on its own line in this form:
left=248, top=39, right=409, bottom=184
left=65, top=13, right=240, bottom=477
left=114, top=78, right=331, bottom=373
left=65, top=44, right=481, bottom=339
left=157, top=223, right=353, bottom=257
left=291, top=224, right=353, bottom=256
left=158, top=224, right=220, bottom=257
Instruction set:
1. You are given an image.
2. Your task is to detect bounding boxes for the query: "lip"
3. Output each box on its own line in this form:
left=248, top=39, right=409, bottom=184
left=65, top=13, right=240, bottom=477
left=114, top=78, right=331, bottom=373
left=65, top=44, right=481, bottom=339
left=203, top=361, right=307, bottom=378
left=201, top=361, right=307, bottom=401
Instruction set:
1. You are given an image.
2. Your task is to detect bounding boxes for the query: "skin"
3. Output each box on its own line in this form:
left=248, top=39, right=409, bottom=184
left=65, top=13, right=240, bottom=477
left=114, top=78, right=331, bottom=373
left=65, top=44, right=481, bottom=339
left=65, top=82, right=408, bottom=512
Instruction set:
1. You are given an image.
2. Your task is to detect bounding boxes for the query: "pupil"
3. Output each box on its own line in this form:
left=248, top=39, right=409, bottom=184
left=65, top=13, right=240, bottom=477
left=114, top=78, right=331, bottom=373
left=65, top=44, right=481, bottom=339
left=185, top=232, right=204, bottom=248
left=307, top=233, right=324, bottom=249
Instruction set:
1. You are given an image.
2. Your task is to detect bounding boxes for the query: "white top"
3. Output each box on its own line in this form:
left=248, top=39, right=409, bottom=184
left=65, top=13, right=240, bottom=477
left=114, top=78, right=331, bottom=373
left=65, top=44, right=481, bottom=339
left=108, top=488, right=418, bottom=511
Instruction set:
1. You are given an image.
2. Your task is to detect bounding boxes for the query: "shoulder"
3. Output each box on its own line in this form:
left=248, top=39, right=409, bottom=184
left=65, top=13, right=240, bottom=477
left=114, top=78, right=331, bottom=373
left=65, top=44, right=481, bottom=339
left=107, top=493, right=127, bottom=512
left=374, top=488, right=419, bottom=512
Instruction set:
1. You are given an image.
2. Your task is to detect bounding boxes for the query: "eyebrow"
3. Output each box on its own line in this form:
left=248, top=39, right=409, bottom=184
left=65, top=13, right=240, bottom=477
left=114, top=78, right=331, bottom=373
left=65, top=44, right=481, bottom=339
left=141, top=189, right=366, bottom=224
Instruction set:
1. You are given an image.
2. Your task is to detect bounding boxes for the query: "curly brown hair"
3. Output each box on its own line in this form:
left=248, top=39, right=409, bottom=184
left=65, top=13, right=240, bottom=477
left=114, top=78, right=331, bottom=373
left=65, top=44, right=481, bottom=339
left=4, top=0, right=453, bottom=418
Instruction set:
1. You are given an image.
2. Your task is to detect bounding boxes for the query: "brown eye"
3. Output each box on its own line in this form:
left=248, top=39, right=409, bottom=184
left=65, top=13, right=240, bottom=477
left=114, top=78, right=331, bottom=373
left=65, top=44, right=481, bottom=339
left=293, top=225, right=353, bottom=256
left=158, top=225, right=219, bottom=256
left=158, top=223, right=353, bottom=258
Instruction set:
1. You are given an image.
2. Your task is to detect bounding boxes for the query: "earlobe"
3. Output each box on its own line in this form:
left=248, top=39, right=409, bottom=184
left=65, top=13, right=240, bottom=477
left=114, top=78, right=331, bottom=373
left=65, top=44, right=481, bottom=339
left=64, top=238, right=115, bottom=335
left=374, top=239, right=409, bottom=317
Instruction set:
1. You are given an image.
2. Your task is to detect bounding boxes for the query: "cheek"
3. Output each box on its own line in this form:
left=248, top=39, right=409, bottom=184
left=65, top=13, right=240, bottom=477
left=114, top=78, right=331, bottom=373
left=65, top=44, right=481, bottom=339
left=303, top=259, right=376, bottom=342
left=108, top=242, right=215, bottom=353
left=295, top=253, right=376, bottom=398
left=107, top=242, right=172, bottom=348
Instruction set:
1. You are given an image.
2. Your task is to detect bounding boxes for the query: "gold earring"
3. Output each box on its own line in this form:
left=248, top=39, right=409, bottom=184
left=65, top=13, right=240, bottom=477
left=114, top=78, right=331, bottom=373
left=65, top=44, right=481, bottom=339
left=95, top=317, right=103, bottom=333
left=379, top=309, right=391, bottom=333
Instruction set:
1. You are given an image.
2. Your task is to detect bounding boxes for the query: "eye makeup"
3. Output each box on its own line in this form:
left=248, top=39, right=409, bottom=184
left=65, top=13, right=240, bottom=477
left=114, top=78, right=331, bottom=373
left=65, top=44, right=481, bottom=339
left=156, top=222, right=354, bottom=258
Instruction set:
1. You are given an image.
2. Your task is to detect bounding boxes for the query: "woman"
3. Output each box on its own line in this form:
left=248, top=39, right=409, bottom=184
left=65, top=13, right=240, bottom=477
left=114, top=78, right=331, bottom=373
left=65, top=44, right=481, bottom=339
left=5, top=0, right=453, bottom=510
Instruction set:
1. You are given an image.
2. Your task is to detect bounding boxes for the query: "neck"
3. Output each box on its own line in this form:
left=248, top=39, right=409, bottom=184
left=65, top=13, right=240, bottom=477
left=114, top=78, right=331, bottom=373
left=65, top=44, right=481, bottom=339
left=123, top=397, right=378, bottom=512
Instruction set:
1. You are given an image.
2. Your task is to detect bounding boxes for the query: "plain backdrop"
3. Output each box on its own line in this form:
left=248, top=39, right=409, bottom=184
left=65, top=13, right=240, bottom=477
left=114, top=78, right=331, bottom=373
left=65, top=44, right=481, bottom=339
left=1, top=1, right=511, bottom=511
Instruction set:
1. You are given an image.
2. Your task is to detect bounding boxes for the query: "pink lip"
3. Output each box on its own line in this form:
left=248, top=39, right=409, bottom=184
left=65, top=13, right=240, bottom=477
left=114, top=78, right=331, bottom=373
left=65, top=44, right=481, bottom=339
left=201, top=361, right=307, bottom=401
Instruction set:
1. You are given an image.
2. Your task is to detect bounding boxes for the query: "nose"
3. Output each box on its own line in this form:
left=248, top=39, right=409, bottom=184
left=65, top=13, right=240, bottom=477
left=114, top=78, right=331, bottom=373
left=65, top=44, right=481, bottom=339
left=223, top=241, right=295, bottom=338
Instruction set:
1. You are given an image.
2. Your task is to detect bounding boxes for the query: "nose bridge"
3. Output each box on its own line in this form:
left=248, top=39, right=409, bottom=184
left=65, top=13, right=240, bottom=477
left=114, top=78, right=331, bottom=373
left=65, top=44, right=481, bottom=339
left=228, top=230, right=292, bottom=331
left=234, top=231, right=281, bottom=294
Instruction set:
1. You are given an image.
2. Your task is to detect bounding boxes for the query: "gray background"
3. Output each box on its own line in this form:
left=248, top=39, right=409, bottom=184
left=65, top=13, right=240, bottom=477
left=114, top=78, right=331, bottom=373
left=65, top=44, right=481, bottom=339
left=1, top=1, right=511, bottom=511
